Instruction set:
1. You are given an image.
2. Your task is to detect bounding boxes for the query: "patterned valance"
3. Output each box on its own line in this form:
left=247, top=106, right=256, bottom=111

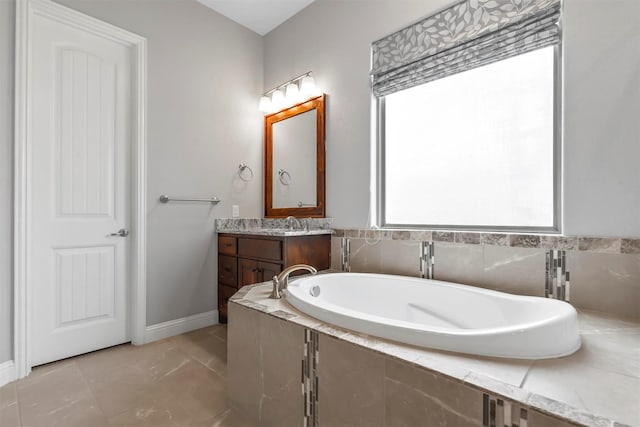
left=371, top=0, right=561, bottom=97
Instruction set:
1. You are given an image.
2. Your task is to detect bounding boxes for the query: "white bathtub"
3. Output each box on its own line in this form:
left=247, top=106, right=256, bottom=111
left=286, top=273, right=581, bottom=359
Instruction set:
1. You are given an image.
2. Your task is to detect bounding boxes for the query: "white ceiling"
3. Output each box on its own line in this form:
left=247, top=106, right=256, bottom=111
left=197, top=0, right=316, bottom=36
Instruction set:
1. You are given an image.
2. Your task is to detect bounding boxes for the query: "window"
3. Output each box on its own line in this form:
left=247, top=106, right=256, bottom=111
left=380, top=46, right=558, bottom=230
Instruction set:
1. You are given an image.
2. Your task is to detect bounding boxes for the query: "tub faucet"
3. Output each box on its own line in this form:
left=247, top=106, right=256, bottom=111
left=269, top=264, right=317, bottom=299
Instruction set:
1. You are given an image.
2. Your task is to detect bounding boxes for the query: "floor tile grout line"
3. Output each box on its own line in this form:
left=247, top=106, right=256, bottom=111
left=83, top=336, right=216, bottom=423
left=12, top=382, right=24, bottom=427
left=74, top=342, right=175, bottom=423
left=166, top=337, right=218, bottom=375
left=6, top=325, right=229, bottom=427
left=74, top=350, right=130, bottom=421
left=166, top=329, right=228, bottom=377
left=73, top=360, right=111, bottom=423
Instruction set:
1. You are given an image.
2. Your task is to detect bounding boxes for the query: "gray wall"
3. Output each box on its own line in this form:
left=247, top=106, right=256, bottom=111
left=53, top=0, right=265, bottom=326
left=0, top=0, right=15, bottom=364
left=562, top=0, right=640, bottom=237
left=265, top=0, right=453, bottom=230
left=0, top=0, right=264, bottom=364
left=265, top=0, right=640, bottom=238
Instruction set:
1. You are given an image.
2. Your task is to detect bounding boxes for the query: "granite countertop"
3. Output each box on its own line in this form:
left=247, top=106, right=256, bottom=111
left=215, top=217, right=334, bottom=237
left=217, top=228, right=333, bottom=237
left=230, top=278, right=640, bottom=427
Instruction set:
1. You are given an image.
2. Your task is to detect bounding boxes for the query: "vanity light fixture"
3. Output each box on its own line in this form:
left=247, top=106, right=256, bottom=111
left=258, top=71, right=320, bottom=114
left=285, top=82, right=301, bottom=104
left=271, top=89, right=286, bottom=111
left=299, top=75, right=317, bottom=98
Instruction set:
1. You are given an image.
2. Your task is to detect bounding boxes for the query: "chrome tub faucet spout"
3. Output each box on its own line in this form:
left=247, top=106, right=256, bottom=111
left=269, top=264, right=317, bottom=299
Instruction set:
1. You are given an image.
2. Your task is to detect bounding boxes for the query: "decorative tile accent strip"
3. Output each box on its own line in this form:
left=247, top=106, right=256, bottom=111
left=540, top=236, right=578, bottom=250
left=480, top=233, right=510, bottom=246
left=578, top=237, right=621, bottom=253
left=331, top=229, right=638, bottom=254
left=511, top=235, right=541, bottom=248
left=456, top=232, right=481, bottom=244
left=303, top=329, right=319, bottom=427
left=340, top=237, right=351, bottom=272
left=433, top=231, right=455, bottom=242
left=410, top=230, right=432, bottom=241
left=483, top=393, right=528, bottom=427
left=621, top=239, right=640, bottom=254
left=343, top=229, right=361, bottom=239
left=419, top=241, right=435, bottom=280
left=391, top=230, right=411, bottom=240
left=545, top=250, right=570, bottom=301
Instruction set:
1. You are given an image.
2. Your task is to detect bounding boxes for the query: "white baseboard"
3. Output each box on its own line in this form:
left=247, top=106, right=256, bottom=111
left=0, top=360, right=17, bottom=388
left=144, top=310, right=219, bottom=344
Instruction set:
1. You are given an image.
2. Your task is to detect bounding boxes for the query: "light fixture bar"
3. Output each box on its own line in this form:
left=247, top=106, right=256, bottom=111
left=258, top=71, right=320, bottom=114
left=261, top=71, right=312, bottom=97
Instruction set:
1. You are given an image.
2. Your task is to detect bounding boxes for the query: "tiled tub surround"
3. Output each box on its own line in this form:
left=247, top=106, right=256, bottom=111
left=228, top=282, right=640, bottom=427
left=331, top=229, right=640, bottom=319
left=215, top=217, right=333, bottom=236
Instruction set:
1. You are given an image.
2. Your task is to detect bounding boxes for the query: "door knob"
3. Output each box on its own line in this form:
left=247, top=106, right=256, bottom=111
left=108, top=228, right=129, bottom=237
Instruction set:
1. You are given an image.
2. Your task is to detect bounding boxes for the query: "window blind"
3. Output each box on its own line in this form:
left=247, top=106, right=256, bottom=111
left=371, top=0, right=561, bottom=97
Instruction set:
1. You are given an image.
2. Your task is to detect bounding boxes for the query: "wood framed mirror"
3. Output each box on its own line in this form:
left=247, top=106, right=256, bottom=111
left=264, top=94, right=325, bottom=218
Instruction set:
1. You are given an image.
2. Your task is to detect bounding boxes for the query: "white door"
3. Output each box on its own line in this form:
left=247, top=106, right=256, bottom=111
left=29, top=8, right=132, bottom=366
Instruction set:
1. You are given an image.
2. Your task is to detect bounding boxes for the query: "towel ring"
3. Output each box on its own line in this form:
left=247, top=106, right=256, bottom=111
left=278, top=169, right=291, bottom=185
left=238, top=163, right=253, bottom=182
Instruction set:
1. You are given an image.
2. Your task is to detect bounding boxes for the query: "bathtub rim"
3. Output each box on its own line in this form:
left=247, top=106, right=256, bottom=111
left=285, top=272, right=582, bottom=359
left=287, top=272, right=579, bottom=336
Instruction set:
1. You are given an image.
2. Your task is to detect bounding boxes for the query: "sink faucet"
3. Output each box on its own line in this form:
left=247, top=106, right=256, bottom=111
left=269, top=264, right=317, bottom=299
left=285, top=216, right=303, bottom=230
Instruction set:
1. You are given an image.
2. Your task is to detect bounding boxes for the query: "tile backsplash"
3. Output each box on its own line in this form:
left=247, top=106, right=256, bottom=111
left=333, top=228, right=640, bottom=254
left=332, top=228, right=640, bottom=319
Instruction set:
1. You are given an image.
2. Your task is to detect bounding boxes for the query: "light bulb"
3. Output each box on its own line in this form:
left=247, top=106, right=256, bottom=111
left=271, top=89, right=285, bottom=111
left=285, top=83, right=301, bottom=106
left=258, top=96, right=272, bottom=113
left=300, top=75, right=317, bottom=97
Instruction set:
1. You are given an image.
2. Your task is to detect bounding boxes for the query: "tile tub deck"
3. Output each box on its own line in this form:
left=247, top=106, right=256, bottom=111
left=229, top=279, right=640, bottom=427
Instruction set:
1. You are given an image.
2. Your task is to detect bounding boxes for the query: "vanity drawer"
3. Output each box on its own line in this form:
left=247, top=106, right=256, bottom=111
left=238, top=238, right=282, bottom=261
left=218, top=255, right=237, bottom=287
left=218, top=236, right=237, bottom=255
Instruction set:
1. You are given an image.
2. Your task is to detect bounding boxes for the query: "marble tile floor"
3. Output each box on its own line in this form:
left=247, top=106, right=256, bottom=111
left=0, top=325, right=255, bottom=427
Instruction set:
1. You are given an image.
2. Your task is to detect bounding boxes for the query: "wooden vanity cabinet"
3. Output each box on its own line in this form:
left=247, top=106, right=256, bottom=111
left=217, top=233, right=331, bottom=323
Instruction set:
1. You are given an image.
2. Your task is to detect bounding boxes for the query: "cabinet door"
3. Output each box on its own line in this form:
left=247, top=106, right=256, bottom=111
left=218, top=255, right=237, bottom=288
left=258, top=261, right=282, bottom=283
left=238, top=258, right=259, bottom=288
left=218, top=284, right=238, bottom=323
